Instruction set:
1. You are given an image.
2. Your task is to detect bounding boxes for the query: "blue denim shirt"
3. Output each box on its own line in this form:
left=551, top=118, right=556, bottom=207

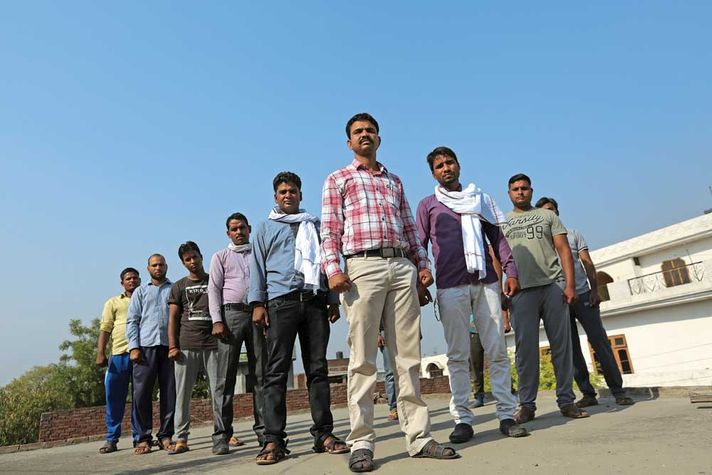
left=126, top=280, right=173, bottom=350
left=248, top=219, right=335, bottom=304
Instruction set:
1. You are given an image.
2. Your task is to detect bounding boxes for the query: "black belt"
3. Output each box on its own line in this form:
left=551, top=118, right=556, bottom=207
left=222, top=302, right=251, bottom=312
left=345, top=247, right=408, bottom=259
left=272, top=290, right=319, bottom=302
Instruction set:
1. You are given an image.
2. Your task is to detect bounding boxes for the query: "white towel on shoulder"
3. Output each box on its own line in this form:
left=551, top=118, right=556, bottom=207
left=268, top=208, right=321, bottom=289
left=434, top=183, right=506, bottom=279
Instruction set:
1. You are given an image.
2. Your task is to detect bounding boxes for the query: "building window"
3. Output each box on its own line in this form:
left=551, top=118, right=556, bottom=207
left=596, top=272, right=614, bottom=302
left=588, top=334, right=634, bottom=375
left=661, top=258, right=691, bottom=287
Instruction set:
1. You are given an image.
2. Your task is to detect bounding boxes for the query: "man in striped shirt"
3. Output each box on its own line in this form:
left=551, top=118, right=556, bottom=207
left=321, top=113, right=458, bottom=472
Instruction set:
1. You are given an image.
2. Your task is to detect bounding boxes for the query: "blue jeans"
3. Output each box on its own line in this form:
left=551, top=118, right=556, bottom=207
left=380, top=345, right=397, bottom=410
left=105, top=353, right=138, bottom=443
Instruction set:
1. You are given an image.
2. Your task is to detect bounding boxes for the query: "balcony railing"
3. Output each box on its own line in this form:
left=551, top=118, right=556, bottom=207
left=627, top=262, right=705, bottom=295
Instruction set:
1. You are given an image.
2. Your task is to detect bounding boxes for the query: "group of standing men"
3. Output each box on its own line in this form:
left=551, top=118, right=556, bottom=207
left=95, top=112, right=632, bottom=472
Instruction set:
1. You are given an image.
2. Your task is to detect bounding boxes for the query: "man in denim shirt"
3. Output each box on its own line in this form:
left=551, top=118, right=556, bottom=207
left=249, top=171, right=347, bottom=465
left=126, top=254, right=175, bottom=454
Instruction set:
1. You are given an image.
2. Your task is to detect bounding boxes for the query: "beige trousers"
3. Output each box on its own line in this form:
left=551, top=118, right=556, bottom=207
left=341, top=256, right=432, bottom=456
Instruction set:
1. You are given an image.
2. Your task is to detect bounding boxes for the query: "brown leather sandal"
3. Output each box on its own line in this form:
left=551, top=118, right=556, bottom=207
left=314, top=433, right=349, bottom=454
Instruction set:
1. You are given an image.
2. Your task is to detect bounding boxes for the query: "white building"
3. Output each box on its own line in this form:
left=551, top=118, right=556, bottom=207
left=505, top=213, right=712, bottom=388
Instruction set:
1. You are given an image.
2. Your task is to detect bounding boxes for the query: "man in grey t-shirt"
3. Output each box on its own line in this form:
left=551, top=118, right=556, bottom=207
left=535, top=197, right=634, bottom=407
left=502, top=173, right=589, bottom=423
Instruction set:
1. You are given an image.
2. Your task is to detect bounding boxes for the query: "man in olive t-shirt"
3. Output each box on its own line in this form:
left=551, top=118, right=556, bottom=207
left=502, top=174, right=589, bottom=423
left=167, top=241, right=228, bottom=455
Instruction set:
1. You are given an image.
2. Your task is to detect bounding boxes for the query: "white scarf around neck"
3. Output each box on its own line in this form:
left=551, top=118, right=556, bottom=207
left=268, top=207, right=321, bottom=289
left=228, top=243, right=252, bottom=253
left=435, top=183, right=506, bottom=278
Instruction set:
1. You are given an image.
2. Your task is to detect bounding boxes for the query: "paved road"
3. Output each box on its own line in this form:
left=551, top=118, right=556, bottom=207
left=1, top=392, right=710, bottom=474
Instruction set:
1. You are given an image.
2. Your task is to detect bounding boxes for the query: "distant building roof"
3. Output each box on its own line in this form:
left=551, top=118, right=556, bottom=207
left=590, top=213, right=712, bottom=266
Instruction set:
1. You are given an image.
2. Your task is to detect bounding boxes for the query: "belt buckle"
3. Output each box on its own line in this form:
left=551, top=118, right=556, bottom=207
left=381, top=248, right=395, bottom=258
left=299, top=291, right=312, bottom=302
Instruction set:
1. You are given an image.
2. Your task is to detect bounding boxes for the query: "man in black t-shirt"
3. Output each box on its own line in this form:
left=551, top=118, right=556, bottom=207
left=167, top=241, right=229, bottom=455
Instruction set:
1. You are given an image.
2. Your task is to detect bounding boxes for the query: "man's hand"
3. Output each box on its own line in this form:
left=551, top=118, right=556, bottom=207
left=503, top=310, right=512, bottom=333
left=129, top=348, right=142, bottom=364
left=328, top=304, right=341, bottom=323
left=589, top=291, right=601, bottom=308
left=419, top=269, right=434, bottom=287
left=503, top=277, right=520, bottom=298
left=417, top=282, right=433, bottom=307
left=563, top=286, right=578, bottom=305
left=328, top=273, right=352, bottom=293
left=168, top=347, right=182, bottom=361
left=377, top=334, right=385, bottom=349
left=252, top=305, right=270, bottom=330
left=95, top=352, right=108, bottom=367
left=212, top=322, right=228, bottom=339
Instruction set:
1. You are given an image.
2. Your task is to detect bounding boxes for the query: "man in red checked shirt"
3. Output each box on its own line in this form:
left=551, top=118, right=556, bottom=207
left=321, top=113, right=459, bottom=473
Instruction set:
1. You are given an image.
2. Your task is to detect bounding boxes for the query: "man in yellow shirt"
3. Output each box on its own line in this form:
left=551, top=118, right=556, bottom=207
left=96, top=267, right=141, bottom=453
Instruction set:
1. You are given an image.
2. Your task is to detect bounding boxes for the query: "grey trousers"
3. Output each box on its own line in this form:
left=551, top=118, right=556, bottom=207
left=217, top=308, right=266, bottom=443
left=174, top=349, right=223, bottom=443
left=510, top=281, right=575, bottom=410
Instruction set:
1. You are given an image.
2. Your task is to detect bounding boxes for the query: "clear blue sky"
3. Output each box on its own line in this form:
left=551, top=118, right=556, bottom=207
left=1, top=1, right=710, bottom=385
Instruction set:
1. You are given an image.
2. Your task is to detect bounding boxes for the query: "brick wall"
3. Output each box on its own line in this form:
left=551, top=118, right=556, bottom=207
left=36, top=376, right=450, bottom=443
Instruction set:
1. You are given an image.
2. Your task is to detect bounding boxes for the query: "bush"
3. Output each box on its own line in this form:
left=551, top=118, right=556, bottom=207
left=0, top=365, right=74, bottom=445
left=480, top=350, right=602, bottom=393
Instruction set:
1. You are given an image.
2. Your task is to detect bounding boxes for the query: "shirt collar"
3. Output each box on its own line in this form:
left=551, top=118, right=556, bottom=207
left=148, top=279, right=172, bottom=287
left=350, top=158, right=388, bottom=175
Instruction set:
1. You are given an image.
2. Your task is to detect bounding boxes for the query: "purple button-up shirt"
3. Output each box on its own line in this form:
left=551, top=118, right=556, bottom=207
left=416, top=194, right=518, bottom=289
left=208, top=247, right=250, bottom=323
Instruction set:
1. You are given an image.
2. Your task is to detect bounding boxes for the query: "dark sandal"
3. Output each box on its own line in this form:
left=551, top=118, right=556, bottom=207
left=156, top=437, right=177, bottom=451
left=255, top=441, right=291, bottom=465
left=413, top=440, right=460, bottom=459
left=313, top=433, right=350, bottom=454
left=560, top=403, right=590, bottom=419
left=349, top=448, right=374, bottom=473
left=99, top=441, right=117, bottom=454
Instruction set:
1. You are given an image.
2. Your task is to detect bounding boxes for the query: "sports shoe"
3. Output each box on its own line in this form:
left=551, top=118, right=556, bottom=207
left=576, top=394, right=598, bottom=408
left=388, top=408, right=398, bottom=421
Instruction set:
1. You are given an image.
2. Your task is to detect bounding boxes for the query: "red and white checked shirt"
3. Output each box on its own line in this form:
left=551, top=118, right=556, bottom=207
left=320, top=159, right=430, bottom=278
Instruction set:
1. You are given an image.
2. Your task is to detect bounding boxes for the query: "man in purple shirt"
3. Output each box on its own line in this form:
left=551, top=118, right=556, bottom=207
left=208, top=212, right=266, bottom=448
left=416, top=147, right=528, bottom=442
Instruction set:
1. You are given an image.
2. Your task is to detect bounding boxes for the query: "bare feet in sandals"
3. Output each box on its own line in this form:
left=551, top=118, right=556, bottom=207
left=133, top=441, right=152, bottom=455
left=255, top=441, right=290, bottom=465
left=315, top=434, right=349, bottom=454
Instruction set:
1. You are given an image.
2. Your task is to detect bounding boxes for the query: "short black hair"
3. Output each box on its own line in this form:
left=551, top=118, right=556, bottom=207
left=225, top=212, right=249, bottom=229
left=535, top=197, right=559, bottom=211
left=345, top=112, right=379, bottom=138
left=426, top=146, right=459, bottom=172
left=273, top=171, right=302, bottom=192
left=120, top=267, right=139, bottom=281
left=178, top=241, right=202, bottom=260
left=508, top=173, right=532, bottom=186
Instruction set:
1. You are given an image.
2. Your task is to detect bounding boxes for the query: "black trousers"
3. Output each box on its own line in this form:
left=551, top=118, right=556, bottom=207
left=570, top=291, right=625, bottom=397
left=262, top=296, right=333, bottom=444
left=469, top=332, right=485, bottom=396
left=218, top=308, right=266, bottom=443
left=132, top=345, right=176, bottom=443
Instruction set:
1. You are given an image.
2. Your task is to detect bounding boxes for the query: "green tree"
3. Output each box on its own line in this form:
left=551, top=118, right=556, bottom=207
left=0, top=365, right=74, bottom=445
left=58, top=318, right=106, bottom=408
